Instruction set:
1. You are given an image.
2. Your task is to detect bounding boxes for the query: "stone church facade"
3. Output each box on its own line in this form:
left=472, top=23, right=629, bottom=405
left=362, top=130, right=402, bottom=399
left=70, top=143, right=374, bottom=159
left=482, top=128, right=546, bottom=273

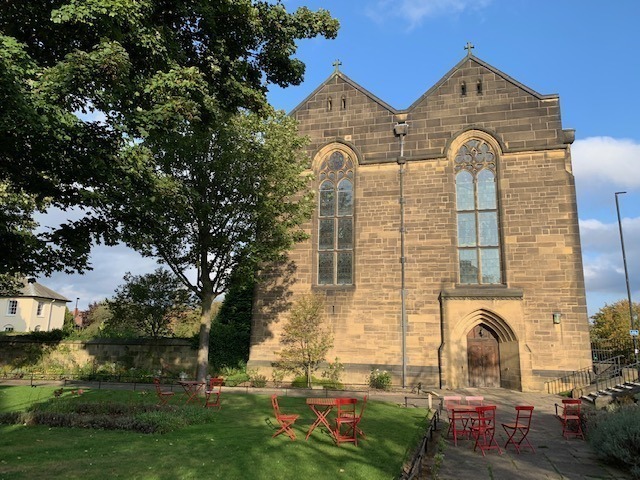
left=248, top=53, right=592, bottom=392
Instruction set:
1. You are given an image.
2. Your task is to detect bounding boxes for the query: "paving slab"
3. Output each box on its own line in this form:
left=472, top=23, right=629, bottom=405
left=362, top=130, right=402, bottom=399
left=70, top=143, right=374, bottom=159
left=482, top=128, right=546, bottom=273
left=431, top=388, right=631, bottom=480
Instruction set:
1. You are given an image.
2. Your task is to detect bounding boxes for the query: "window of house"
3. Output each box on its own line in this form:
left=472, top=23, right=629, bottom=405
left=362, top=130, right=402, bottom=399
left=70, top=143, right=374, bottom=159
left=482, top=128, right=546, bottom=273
left=37, top=302, right=45, bottom=317
left=34, top=325, right=41, bottom=332
left=455, top=139, right=502, bottom=284
left=6, top=300, right=17, bottom=316
left=318, top=151, right=354, bottom=285
left=4, top=325, right=14, bottom=332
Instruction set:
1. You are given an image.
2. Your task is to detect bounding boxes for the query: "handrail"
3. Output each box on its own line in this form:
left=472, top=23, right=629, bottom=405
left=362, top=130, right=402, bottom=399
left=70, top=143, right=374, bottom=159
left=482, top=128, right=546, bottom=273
left=545, top=359, right=640, bottom=395
left=402, top=409, right=440, bottom=480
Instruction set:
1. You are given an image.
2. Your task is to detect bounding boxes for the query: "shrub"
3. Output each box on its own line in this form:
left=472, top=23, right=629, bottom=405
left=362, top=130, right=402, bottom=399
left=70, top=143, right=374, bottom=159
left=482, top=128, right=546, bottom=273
left=369, top=369, right=392, bottom=390
left=271, top=365, right=286, bottom=388
left=248, top=369, right=267, bottom=388
left=0, top=398, right=217, bottom=434
left=321, top=357, right=344, bottom=390
left=291, top=375, right=325, bottom=388
left=588, top=404, right=640, bottom=478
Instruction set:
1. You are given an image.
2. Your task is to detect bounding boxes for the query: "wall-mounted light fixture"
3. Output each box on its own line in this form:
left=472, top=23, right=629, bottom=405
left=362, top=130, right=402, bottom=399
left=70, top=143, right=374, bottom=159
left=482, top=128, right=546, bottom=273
left=552, top=313, right=562, bottom=325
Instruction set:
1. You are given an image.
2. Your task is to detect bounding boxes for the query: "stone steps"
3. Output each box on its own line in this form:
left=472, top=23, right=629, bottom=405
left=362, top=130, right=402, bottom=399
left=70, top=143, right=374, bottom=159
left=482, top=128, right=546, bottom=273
left=581, top=381, right=640, bottom=408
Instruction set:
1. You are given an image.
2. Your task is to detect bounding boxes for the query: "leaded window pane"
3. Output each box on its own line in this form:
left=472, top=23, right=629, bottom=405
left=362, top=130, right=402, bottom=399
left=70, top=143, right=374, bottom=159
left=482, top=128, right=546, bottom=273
left=337, top=179, right=353, bottom=215
left=456, top=171, right=474, bottom=211
left=478, top=212, right=498, bottom=246
left=319, top=181, right=334, bottom=217
left=477, top=169, right=496, bottom=209
left=457, top=213, right=476, bottom=247
left=459, top=250, right=478, bottom=284
left=480, top=248, right=501, bottom=284
left=329, top=151, right=345, bottom=170
left=319, top=219, right=334, bottom=250
left=317, top=149, right=355, bottom=285
left=318, top=253, right=334, bottom=285
left=337, top=252, right=352, bottom=284
left=337, top=217, right=353, bottom=249
left=7, top=300, right=17, bottom=315
left=455, top=138, right=502, bottom=285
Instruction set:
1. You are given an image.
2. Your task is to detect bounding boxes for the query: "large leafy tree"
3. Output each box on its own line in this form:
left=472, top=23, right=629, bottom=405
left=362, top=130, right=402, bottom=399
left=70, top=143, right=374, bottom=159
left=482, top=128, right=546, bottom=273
left=0, top=1, right=338, bottom=285
left=590, top=299, right=639, bottom=345
left=1, top=1, right=338, bottom=379
left=108, top=109, right=315, bottom=379
left=107, top=268, right=196, bottom=338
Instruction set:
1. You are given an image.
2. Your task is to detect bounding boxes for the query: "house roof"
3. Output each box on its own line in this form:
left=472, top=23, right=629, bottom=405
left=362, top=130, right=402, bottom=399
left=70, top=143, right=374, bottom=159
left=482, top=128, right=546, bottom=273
left=289, top=53, right=558, bottom=115
left=16, top=278, right=70, bottom=302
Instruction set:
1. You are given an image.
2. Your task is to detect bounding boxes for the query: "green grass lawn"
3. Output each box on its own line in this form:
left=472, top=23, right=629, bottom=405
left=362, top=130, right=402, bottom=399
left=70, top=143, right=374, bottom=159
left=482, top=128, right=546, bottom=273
left=0, top=386, right=427, bottom=480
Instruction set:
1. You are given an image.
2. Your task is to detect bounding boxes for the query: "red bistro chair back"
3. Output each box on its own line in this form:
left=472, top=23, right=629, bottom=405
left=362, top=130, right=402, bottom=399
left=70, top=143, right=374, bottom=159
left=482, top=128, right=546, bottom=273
left=153, top=378, right=175, bottom=406
left=204, top=377, right=223, bottom=410
left=560, top=399, right=584, bottom=440
left=502, top=405, right=535, bottom=453
left=471, top=405, right=502, bottom=456
left=271, top=395, right=299, bottom=441
left=335, top=397, right=367, bottom=446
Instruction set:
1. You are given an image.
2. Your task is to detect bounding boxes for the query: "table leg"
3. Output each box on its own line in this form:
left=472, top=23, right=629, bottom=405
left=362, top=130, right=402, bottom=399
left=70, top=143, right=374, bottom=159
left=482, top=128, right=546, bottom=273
left=306, top=405, right=334, bottom=440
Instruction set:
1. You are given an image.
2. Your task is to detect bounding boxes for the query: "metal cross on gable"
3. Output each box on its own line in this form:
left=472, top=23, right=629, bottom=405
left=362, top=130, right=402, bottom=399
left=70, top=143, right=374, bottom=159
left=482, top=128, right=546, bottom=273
left=464, top=41, right=475, bottom=57
left=332, top=59, right=342, bottom=73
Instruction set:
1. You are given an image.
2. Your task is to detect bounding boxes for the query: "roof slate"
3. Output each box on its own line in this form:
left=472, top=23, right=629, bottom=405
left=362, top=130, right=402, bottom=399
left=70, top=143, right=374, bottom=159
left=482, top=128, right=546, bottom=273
left=16, top=278, right=70, bottom=302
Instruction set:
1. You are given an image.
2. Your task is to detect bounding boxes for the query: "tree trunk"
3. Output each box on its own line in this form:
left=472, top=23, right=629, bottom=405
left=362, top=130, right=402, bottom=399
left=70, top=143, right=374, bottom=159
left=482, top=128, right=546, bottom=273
left=196, top=290, right=215, bottom=382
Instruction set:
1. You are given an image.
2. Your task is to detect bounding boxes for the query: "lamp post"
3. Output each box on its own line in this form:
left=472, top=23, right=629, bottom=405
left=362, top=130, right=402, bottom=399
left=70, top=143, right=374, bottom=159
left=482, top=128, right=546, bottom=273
left=614, top=191, right=638, bottom=365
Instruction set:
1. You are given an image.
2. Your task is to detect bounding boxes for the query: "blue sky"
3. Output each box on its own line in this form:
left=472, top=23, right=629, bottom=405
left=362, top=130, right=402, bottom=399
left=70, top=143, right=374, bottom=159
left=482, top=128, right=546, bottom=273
left=44, top=0, right=639, bottom=318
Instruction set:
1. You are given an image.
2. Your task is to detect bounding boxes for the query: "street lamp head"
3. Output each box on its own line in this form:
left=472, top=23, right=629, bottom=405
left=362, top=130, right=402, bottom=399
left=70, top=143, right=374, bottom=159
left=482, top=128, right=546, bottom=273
left=615, top=191, right=627, bottom=196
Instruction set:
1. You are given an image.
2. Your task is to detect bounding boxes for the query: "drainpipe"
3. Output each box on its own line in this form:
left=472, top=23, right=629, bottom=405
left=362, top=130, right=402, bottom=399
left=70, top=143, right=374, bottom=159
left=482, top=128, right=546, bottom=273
left=394, top=122, right=409, bottom=389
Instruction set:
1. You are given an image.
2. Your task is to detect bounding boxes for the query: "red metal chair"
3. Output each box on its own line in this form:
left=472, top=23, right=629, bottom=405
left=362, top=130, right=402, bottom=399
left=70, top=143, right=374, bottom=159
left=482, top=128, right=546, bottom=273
left=271, top=395, right=299, bottom=441
left=502, top=405, right=535, bottom=453
left=443, top=395, right=463, bottom=440
left=153, top=378, right=175, bottom=406
left=470, top=405, right=502, bottom=456
left=204, top=377, right=223, bottom=410
left=556, top=399, right=584, bottom=440
left=335, top=396, right=367, bottom=446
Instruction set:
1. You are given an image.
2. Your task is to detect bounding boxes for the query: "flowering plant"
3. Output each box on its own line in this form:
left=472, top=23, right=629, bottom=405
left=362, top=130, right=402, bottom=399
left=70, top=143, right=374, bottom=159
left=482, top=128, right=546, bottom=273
left=369, top=369, right=392, bottom=390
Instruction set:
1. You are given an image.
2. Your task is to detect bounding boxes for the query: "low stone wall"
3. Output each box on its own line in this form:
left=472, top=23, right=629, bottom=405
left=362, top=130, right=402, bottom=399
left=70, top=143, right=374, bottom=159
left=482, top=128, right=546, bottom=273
left=0, top=336, right=198, bottom=377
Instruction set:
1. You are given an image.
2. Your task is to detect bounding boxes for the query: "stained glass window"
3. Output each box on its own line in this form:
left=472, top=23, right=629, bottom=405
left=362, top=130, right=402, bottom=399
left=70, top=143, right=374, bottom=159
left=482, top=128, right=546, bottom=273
left=317, top=151, right=354, bottom=285
left=455, top=139, right=502, bottom=284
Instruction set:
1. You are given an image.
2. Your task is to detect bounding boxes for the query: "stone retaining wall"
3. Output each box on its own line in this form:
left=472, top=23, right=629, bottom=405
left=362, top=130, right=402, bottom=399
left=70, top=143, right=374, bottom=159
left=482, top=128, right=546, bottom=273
left=0, top=336, right=198, bottom=377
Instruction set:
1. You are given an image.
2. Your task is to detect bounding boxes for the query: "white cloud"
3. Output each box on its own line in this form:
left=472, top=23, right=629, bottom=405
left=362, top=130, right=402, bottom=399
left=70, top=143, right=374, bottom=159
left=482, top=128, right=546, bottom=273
left=366, top=0, right=492, bottom=28
left=578, top=216, right=640, bottom=316
left=44, top=245, right=160, bottom=310
left=573, top=136, right=640, bottom=189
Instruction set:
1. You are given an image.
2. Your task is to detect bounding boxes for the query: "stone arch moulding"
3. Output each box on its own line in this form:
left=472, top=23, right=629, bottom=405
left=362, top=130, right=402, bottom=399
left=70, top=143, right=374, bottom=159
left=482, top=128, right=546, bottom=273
left=454, top=308, right=518, bottom=344
left=445, top=127, right=505, bottom=161
left=312, top=140, right=362, bottom=171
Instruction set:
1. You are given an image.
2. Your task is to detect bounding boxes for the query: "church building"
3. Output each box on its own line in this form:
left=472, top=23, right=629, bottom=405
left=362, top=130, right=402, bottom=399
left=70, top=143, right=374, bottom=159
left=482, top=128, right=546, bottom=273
left=248, top=50, right=592, bottom=392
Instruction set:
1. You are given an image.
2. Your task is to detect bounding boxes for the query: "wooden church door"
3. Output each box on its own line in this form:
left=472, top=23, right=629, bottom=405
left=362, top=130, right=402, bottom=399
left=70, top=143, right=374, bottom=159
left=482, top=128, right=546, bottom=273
left=467, top=325, right=500, bottom=388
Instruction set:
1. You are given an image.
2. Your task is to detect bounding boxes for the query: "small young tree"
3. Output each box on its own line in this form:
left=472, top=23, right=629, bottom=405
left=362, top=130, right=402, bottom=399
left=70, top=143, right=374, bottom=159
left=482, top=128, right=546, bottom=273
left=107, top=268, right=196, bottom=338
left=276, top=294, right=332, bottom=388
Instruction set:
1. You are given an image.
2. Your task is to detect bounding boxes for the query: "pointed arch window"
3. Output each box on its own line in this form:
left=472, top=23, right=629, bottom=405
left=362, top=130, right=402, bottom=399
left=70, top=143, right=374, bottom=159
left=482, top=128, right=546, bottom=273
left=455, top=139, right=502, bottom=284
left=317, top=151, right=354, bottom=285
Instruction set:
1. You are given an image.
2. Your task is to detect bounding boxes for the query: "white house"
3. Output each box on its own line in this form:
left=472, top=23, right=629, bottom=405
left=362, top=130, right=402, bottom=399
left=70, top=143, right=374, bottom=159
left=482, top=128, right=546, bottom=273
left=0, top=278, right=70, bottom=332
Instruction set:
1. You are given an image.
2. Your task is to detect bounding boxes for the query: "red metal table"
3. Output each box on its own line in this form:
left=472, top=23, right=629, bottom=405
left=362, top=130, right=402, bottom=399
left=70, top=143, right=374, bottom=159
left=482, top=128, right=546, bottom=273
left=306, top=397, right=339, bottom=440
left=177, top=380, right=205, bottom=404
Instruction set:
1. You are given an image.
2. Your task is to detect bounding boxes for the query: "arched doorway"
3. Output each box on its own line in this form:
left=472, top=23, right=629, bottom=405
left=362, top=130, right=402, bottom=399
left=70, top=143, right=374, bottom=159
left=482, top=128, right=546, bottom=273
left=467, top=324, right=500, bottom=387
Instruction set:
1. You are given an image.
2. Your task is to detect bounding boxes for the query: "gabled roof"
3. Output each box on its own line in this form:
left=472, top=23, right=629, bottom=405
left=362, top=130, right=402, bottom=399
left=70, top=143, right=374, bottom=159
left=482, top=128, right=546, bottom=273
left=407, top=54, right=558, bottom=110
left=290, top=69, right=399, bottom=116
left=16, top=278, right=70, bottom=302
left=289, top=54, right=558, bottom=115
